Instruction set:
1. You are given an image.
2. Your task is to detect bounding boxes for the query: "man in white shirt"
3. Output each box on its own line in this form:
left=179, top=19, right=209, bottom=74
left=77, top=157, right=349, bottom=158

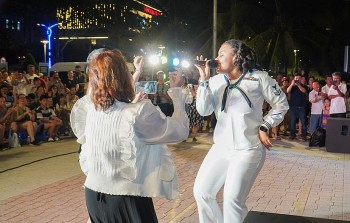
left=321, top=75, right=332, bottom=97
left=328, top=72, right=347, bottom=118
left=25, top=64, right=39, bottom=84
left=308, top=80, right=324, bottom=134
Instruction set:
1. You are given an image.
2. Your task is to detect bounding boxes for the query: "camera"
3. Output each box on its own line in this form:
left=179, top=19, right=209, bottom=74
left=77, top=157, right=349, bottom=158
left=193, top=59, right=218, bottom=68
left=135, top=81, right=157, bottom=94
left=294, top=80, right=299, bottom=84
left=332, top=81, right=337, bottom=86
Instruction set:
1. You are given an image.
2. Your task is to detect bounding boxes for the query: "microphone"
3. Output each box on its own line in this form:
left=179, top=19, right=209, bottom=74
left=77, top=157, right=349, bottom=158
left=193, top=59, right=218, bottom=68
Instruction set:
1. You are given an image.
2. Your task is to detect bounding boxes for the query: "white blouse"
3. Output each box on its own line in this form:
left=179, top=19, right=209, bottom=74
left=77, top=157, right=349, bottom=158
left=70, top=87, right=189, bottom=199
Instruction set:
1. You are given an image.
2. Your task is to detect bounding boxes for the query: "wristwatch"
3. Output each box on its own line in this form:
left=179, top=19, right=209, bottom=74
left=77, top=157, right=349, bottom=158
left=259, top=125, right=268, bottom=132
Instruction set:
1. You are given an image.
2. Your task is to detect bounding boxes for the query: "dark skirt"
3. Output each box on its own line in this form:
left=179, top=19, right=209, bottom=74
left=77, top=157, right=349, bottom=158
left=85, top=187, right=158, bottom=223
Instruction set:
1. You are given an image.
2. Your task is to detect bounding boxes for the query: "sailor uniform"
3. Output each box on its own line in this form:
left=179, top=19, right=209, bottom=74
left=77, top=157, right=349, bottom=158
left=194, top=70, right=289, bottom=223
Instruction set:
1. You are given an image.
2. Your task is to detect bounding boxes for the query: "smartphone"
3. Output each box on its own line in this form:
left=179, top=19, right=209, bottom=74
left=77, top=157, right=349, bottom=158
left=135, top=81, right=157, bottom=94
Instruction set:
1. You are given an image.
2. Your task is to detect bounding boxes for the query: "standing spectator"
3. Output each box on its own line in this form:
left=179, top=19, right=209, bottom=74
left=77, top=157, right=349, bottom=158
left=346, top=86, right=350, bottom=118
left=321, top=98, right=331, bottom=129
left=328, top=72, right=347, bottom=118
left=193, top=39, right=288, bottom=223
left=321, top=75, right=333, bottom=98
left=74, top=65, right=86, bottom=98
left=287, top=73, right=308, bottom=141
left=185, top=84, right=203, bottom=142
left=154, top=70, right=173, bottom=116
left=308, top=80, right=325, bottom=134
left=279, top=76, right=290, bottom=135
left=307, top=76, right=315, bottom=92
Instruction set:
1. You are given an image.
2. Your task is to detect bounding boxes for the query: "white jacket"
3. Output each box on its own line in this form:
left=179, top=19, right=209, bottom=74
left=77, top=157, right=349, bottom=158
left=70, top=87, right=189, bottom=199
left=196, top=71, right=289, bottom=150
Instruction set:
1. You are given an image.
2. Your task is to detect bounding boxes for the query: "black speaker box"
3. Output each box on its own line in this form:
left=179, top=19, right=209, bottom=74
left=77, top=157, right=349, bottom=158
left=325, top=118, right=350, bottom=153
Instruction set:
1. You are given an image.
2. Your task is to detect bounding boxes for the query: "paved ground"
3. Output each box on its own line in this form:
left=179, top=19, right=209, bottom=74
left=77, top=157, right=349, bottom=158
left=0, top=133, right=349, bottom=222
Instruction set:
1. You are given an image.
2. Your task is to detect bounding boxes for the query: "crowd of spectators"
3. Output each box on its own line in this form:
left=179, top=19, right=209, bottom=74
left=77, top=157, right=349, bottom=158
left=0, top=64, right=86, bottom=149
left=269, top=71, right=350, bottom=142
left=1, top=61, right=350, bottom=149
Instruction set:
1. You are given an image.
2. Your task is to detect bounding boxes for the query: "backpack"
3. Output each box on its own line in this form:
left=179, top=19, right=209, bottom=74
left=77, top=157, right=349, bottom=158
left=309, top=126, right=326, bottom=147
left=8, top=130, right=21, bottom=148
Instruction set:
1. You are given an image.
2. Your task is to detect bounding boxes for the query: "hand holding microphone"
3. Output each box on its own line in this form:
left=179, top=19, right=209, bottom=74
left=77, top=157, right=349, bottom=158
left=194, top=55, right=217, bottom=81
left=193, top=59, right=218, bottom=68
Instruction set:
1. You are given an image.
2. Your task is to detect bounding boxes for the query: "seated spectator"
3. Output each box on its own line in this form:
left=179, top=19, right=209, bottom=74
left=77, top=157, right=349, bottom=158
left=35, top=95, right=63, bottom=142
left=64, top=70, right=79, bottom=92
left=29, top=77, right=47, bottom=95
left=26, top=93, right=36, bottom=110
left=47, top=71, right=67, bottom=95
left=47, top=85, right=59, bottom=107
left=0, top=96, right=16, bottom=148
left=12, top=71, right=30, bottom=95
left=66, top=86, right=79, bottom=111
left=55, top=94, right=71, bottom=135
left=33, top=86, right=47, bottom=108
left=0, top=85, right=14, bottom=108
left=12, top=94, right=39, bottom=145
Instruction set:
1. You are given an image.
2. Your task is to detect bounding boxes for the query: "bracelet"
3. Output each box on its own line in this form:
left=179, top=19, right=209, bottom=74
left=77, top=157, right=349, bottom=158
left=199, top=80, right=209, bottom=87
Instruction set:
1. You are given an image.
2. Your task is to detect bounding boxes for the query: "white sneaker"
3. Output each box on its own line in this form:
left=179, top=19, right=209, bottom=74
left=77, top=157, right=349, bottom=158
left=48, top=137, right=54, bottom=142
left=54, top=136, right=61, bottom=141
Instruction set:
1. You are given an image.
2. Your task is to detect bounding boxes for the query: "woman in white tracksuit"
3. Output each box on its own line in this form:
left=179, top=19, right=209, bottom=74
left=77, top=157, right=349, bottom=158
left=193, top=39, right=289, bottom=223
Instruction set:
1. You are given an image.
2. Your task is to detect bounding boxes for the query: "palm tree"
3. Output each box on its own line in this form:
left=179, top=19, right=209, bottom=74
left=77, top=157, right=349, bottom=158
left=246, top=0, right=330, bottom=75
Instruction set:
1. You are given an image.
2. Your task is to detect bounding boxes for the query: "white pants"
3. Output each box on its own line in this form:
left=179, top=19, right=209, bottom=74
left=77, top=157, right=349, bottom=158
left=193, top=144, right=266, bottom=223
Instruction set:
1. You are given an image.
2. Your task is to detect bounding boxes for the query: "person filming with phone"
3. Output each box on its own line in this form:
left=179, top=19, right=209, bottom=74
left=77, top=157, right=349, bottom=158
left=286, top=73, right=308, bottom=141
left=328, top=71, right=347, bottom=118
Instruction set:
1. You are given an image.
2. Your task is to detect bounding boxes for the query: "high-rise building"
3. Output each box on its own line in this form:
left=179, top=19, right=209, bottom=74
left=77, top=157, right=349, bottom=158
left=56, top=0, right=163, bottom=39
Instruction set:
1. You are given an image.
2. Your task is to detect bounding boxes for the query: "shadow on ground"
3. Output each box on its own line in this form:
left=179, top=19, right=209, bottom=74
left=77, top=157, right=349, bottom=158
left=244, top=211, right=345, bottom=223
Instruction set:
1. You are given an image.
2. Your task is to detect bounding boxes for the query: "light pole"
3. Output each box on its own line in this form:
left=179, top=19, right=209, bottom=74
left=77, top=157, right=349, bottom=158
left=37, top=23, right=58, bottom=68
left=40, top=40, right=49, bottom=63
left=293, top=49, right=299, bottom=72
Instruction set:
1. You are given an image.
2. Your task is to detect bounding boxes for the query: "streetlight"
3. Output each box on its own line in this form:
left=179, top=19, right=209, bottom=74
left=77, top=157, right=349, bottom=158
left=40, top=40, right=49, bottom=63
left=37, top=23, right=58, bottom=68
left=293, top=49, right=299, bottom=72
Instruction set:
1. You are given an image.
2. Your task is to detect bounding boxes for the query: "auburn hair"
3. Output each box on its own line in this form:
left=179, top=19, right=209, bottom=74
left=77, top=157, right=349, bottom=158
left=88, top=50, right=135, bottom=111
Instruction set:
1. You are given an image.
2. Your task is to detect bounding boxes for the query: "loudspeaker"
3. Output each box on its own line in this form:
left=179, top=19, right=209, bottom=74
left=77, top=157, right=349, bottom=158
left=325, top=118, right=350, bottom=153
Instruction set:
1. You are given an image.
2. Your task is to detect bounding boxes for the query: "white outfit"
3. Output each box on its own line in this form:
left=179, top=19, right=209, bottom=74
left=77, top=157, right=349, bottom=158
left=328, top=83, right=347, bottom=114
left=321, top=84, right=331, bottom=95
left=309, top=90, right=324, bottom=115
left=71, top=87, right=189, bottom=200
left=194, top=71, right=289, bottom=223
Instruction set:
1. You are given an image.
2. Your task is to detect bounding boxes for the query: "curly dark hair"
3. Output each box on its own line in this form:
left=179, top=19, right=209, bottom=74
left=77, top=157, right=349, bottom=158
left=223, top=39, right=259, bottom=74
left=88, top=50, right=135, bottom=111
